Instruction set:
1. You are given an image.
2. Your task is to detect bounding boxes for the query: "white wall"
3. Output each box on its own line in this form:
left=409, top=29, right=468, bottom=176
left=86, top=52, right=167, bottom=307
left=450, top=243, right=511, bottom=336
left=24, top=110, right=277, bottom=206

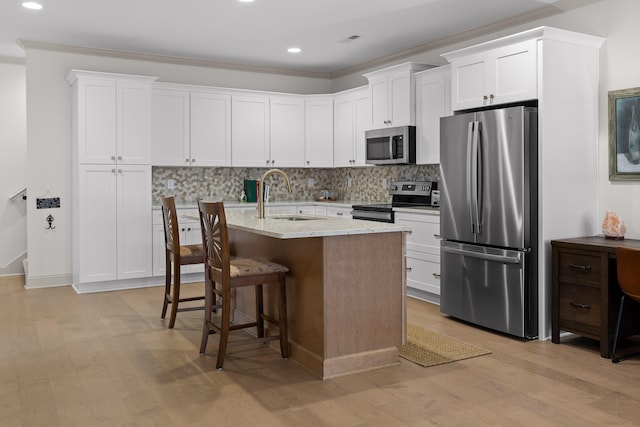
left=21, top=0, right=640, bottom=287
left=0, top=61, right=27, bottom=276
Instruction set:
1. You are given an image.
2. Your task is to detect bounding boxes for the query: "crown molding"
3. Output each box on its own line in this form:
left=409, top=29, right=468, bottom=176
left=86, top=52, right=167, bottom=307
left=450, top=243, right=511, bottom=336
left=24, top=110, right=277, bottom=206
left=329, top=1, right=581, bottom=79
left=0, top=55, right=25, bottom=65
left=17, top=40, right=332, bottom=80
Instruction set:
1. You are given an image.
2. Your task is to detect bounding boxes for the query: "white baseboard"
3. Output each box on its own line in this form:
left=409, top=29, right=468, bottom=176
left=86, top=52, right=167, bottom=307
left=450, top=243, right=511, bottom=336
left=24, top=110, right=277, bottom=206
left=71, top=273, right=202, bottom=294
left=25, top=273, right=72, bottom=289
left=0, top=251, right=27, bottom=277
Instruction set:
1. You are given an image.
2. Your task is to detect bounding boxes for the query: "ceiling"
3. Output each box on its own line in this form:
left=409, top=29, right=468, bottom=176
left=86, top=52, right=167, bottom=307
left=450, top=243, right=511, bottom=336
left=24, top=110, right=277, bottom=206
left=1, top=0, right=600, bottom=77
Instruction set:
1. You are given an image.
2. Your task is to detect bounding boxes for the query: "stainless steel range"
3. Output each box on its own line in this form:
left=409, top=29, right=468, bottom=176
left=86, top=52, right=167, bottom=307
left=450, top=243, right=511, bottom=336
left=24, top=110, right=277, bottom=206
left=351, top=181, right=438, bottom=223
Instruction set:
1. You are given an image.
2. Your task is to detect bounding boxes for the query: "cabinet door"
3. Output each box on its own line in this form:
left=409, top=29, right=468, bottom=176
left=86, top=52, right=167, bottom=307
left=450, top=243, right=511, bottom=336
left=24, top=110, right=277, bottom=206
left=388, top=69, right=413, bottom=127
left=152, top=223, right=167, bottom=277
left=181, top=222, right=204, bottom=274
left=368, top=74, right=388, bottom=129
left=117, top=165, right=152, bottom=280
left=333, top=94, right=355, bottom=167
left=451, top=53, right=489, bottom=111
left=353, top=89, right=370, bottom=166
left=117, top=81, right=152, bottom=164
left=77, top=79, right=117, bottom=164
left=151, top=89, right=190, bottom=166
left=326, top=206, right=352, bottom=219
left=491, top=40, right=537, bottom=105
left=415, top=66, right=450, bottom=164
left=77, top=165, right=118, bottom=283
left=305, top=97, right=334, bottom=168
left=270, top=96, right=305, bottom=167
left=191, top=91, right=232, bottom=167
left=231, top=95, right=270, bottom=167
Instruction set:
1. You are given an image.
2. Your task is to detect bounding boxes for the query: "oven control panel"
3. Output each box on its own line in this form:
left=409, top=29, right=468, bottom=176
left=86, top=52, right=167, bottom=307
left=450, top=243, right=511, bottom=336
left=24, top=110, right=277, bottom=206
left=389, top=181, right=434, bottom=196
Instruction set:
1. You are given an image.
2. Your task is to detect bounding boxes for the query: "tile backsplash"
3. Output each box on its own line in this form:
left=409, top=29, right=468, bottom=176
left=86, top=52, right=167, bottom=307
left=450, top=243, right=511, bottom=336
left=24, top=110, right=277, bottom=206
left=152, top=164, right=440, bottom=205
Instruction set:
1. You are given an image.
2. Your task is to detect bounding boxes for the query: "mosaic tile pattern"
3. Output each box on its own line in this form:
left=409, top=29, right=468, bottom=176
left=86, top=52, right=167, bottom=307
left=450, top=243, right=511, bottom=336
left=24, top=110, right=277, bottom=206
left=152, top=164, right=440, bottom=205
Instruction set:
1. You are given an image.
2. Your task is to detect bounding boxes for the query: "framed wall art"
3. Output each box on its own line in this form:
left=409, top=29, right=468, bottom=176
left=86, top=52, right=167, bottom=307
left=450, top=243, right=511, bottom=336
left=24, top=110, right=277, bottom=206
left=609, top=87, right=640, bottom=180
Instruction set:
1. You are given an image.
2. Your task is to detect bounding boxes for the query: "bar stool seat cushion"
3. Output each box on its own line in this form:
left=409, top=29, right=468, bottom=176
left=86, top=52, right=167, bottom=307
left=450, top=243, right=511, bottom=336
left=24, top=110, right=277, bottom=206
left=180, top=244, right=204, bottom=258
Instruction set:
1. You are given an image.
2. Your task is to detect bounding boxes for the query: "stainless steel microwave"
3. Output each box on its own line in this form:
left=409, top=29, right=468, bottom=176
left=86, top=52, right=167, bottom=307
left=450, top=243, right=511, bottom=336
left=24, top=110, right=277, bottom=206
left=365, top=125, right=416, bottom=165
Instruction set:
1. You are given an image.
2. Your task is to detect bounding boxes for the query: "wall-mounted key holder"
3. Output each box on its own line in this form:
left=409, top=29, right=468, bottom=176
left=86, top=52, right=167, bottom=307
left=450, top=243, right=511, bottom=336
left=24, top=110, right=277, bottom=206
left=45, top=214, right=55, bottom=230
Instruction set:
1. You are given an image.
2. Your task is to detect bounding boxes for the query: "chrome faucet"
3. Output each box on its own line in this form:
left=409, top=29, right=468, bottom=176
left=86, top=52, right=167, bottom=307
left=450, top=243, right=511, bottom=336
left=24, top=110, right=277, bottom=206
left=257, top=168, right=292, bottom=219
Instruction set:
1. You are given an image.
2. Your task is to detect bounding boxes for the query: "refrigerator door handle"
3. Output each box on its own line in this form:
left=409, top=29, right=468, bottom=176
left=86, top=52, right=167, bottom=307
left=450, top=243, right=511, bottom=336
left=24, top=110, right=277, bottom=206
left=470, top=121, right=480, bottom=236
left=475, top=121, right=483, bottom=235
left=442, top=245, right=522, bottom=264
left=466, top=121, right=476, bottom=235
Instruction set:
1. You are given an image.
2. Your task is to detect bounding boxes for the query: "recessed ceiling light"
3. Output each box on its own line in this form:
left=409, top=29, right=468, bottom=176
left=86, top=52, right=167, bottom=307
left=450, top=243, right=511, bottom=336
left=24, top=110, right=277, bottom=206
left=22, top=1, right=43, bottom=10
left=287, top=47, right=302, bottom=54
left=238, top=0, right=255, bottom=3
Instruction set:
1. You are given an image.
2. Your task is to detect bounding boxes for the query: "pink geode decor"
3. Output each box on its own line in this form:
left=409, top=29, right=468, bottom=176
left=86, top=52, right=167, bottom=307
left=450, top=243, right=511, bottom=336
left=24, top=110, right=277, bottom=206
left=602, top=210, right=626, bottom=240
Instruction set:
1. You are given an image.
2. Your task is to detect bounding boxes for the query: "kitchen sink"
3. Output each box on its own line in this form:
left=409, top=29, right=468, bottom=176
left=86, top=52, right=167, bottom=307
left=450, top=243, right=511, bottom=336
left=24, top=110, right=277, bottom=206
left=271, top=215, right=326, bottom=221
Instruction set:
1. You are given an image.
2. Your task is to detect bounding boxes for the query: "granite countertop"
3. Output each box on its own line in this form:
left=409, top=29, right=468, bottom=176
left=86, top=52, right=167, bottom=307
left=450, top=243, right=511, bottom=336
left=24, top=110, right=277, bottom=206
left=182, top=209, right=409, bottom=239
left=154, top=200, right=359, bottom=210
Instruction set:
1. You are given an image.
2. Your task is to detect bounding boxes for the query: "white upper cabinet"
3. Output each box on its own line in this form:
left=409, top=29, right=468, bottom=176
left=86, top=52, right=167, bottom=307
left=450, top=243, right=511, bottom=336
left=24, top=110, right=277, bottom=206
left=151, top=85, right=231, bottom=167
left=305, top=96, right=334, bottom=168
left=270, top=95, right=305, bottom=168
left=151, top=88, right=190, bottom=166
left=333, top=87, right=369, bottom=167
left=445, top=39, right=537, bottom=111
left=67, top=70, right=156, bottom=165
left=364, top=62, right=431, bottom=128
left=415, top=65, right=451, bottom=164
left=231, top=94, right=270, bottom=167
left=190, top=91, right=232, bottom=166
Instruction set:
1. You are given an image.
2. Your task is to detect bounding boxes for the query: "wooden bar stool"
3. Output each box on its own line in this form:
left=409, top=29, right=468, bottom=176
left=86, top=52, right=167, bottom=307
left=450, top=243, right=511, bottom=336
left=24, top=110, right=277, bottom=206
left=160, top=196, right=205, bottom=329
left=197, top=200, right=290, bottom=370
left=611, top=246, right=640, bottom=363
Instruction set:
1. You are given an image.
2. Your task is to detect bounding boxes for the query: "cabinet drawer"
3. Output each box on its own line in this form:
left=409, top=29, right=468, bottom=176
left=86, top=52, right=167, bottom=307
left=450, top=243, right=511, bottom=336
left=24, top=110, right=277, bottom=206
left=557, top=251, right=602, bottom=287
left=558, top=282, right=601, bottom=337
left=406, top=251, right=440, bottom=295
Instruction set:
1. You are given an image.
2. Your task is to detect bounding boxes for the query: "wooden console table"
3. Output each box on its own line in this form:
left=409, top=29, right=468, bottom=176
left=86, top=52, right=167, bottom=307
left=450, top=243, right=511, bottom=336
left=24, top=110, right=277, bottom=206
left=551, top=236, right=640, bottom=357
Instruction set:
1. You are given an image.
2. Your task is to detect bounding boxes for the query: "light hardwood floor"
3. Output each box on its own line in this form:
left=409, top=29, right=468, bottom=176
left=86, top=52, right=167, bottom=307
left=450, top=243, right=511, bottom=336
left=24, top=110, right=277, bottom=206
left=1, top=274, right=639, bottom=426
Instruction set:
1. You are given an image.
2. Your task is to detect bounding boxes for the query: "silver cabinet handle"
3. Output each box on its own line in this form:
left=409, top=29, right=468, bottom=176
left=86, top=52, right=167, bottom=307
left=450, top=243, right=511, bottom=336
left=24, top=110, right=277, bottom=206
left=185, top=158, right=190, bottom=163
left=569, top=263, right=592, bottom=271
left=433, top=273, right=441, bottom=278
left=336, top=212, right=343, bottom=216
left=111, top=168, right=116, bottom=173
left=111, top=156, right=116, bottom=161
left=191, top=158, right=195, bottom=163
left=433, top=234, right=441, bottom=239
left=117, top=155, right=122, bottom=161
left=117, top=168, right=122, bottom=173
left=569, top=300, right=591, bottom=309
left=406, top=267, right=412, bottom=272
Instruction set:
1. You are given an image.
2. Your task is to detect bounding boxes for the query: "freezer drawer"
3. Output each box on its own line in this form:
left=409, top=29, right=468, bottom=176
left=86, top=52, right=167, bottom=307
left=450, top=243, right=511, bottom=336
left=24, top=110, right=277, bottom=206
left=440, top=240, right=537, bottom=338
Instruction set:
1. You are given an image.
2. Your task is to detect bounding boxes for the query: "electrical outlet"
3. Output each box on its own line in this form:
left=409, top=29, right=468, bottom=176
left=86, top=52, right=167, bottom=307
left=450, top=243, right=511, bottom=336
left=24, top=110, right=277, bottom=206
left=308, top=178, right=315, bottom=188
left=382, top=178, right=387, bottom=188
left=347, top=178, right=352, bottom=188
left=167, top=179, right=175, bottom=190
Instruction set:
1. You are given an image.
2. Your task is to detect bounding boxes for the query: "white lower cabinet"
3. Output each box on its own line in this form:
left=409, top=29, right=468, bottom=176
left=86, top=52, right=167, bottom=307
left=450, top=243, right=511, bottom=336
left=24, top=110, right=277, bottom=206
left=297, top=205, right=317, bottom=215
left=395, top=211, right=441, bottom=301
left=76, top=164, right=152, bottom=284
left=326, top=206, right=352, bottom=219
left=152, top=209, right=203, bottom=277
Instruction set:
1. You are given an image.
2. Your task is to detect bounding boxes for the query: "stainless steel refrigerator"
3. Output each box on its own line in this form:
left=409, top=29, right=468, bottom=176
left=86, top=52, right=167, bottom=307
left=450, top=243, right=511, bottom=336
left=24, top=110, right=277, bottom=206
left=439, top=105, right=538, bottom=339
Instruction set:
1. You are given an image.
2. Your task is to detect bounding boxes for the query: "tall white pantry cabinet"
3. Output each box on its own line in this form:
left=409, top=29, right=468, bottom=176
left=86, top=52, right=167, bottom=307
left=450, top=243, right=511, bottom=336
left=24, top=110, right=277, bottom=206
left=67, top=70, right=157, bottom=293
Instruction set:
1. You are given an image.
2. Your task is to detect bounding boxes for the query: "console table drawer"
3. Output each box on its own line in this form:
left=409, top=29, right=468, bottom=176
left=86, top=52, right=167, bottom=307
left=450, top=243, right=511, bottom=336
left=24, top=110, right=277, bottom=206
left=558, top=282, right=601, bottom=338
left=557, top=251, right=602, bottom=286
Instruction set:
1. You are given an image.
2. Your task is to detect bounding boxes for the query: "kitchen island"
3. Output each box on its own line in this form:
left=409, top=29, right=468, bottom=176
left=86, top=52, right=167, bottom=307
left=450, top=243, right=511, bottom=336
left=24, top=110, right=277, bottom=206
left=222, top=210, right=408, bottom=379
